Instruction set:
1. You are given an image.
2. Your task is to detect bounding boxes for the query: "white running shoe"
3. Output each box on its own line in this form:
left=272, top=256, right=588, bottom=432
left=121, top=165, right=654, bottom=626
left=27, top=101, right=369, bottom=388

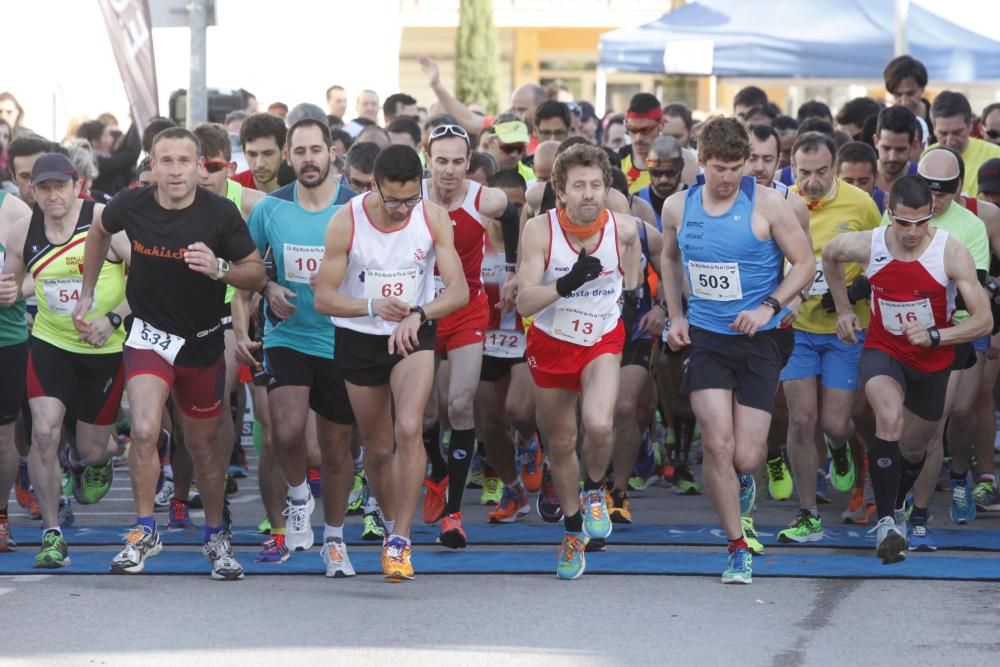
left=321, top=537, right=355, bottom=578
left=283, top=495, right=315, bottom=552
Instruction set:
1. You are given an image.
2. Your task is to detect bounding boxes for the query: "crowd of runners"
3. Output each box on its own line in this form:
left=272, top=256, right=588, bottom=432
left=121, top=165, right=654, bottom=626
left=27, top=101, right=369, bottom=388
left=1, top=51, right=1000, bottom=584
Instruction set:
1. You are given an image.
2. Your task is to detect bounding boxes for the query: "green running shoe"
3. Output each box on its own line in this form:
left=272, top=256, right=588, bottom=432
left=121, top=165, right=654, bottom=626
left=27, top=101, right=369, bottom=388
left=347, top=471, right=366, bottom=514
left=777, top=510, right=824, bottom=543
left=766, top=454, right=793, bottom=501
left=257, top=518, right=271, bottom=534
left=672, top=464, right=701, bottom=495
left=825, top=437, right=856, bottom=493
left=362, top=509, right=386, bottom=541
left=62, top=470, right=74, bottom=498
left=556, top=532, right=588, bottom=580
left=79, top=459, right=114, bottom=504
left=721, top=547, right=752, bottom=584
left=580, top=488, right=612, bottom=539
left=34, top=530, right=70, bottom=569
left=738, top=473, right=756, bottom=516
left=741, top=516, right=764, bottom=555
left=480, top=475, right=503, bottom=505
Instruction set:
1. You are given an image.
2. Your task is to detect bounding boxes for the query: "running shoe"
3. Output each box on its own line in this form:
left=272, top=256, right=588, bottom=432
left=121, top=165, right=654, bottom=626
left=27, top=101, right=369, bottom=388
left=741, top=516, right=764, bottom=556
left=321, top=537, right=355, bottom=577
left=580, top=488, right=612, bottom=539
left=766, top=454, right=793, bottom=501
left=258, top=518, right=271, bottom=534
left=826, top=437, right=856, bottom=493
left=738, top=473, right=756, bottom=516
left=841, top=488, right=874, bottom=525
left=872, top=516, right=906, bottom=564
left=33, top=530, right=70, bottom=569
left=466, top=450, right=484, bottom=489
left=672, top=464, right=701, bottom=495
left=382, top=537, right=414, bottom=582
left=629, top=473, right=658, bottom=491
left=949, top=477, right=976, bottom=524
left=584, top=537, right=606, bottom=553
left=78, top=459, right=114, bottom=505
left=168, top=499, right=195, bottom=530
left=907, top=521, right=936, bottom=552
left=480, top=474, right=503, bottom=505
left=421, top=475, right=448, bottom=524
left=346, top=471, right=366, bottom=514
left=816, top=469, right=832, bottom=504
left=225, top=474, right=238, bottom=496
left=63, top=469, right=74, bottom=499
left=28, top=499, right=40, bottom=520
left=283, top=495, right=315, bottom=552
left=228, top=442, right=248, bottom=479
left=536, top=462, right=564, bottom=523
left=362, top=510, right=386, bottom=541
left=58, top=498, right=74, bottom=527
left=307, top=466, right=322, bottom=498
left=556, top=532, right=588, bottom=580
left=0, top=515, right=15, bottom=552
left=203, top=531, right=244, bottom=580
left=519, top=436, right=544, bottom=493
left=15, top=460, right=33, bottom=509
left=110, top=525, right=162, bottom=574
left=777, top=510, right=823, bottom=544
left=488, top=484, right=529, bottom=523
left=155, top=478, right=175, bottom=510
left=721, top=547, right=752, bottom=584
left=438, top=512, right=468, bottom=549
left=607, top=488, right=632, bottom=524
left=973, top=480, right=1000, bottom=511
left=255, top=534, right=290, bottom=563
left=632, top=434, right=657, bottom=484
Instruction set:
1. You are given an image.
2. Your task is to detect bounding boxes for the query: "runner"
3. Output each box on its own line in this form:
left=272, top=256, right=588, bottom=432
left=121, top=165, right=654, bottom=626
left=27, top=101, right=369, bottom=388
left=661, top=117, right=813, bottom=584
left=1, top=154, right=130, bottom=568
left=313, top=144, right=468, bottom=582
left=873, top=106, right=920, bottom=195
left=75, top=127, right=266, bottom=580
left=233, top=113, right=287, bottom=193
left=822, top=175, right=991, bottom=563
left=516, top=143, right=640, bottom=579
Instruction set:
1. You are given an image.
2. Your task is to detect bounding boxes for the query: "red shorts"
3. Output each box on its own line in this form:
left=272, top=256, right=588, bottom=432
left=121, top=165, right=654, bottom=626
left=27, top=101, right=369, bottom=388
left=526, top=320, right=625, bottom=392
left=237, top=364, right=253, bottom=384
left=123, top=347, right=226, bottom=419
left=435, top=291, right=489, bottom=353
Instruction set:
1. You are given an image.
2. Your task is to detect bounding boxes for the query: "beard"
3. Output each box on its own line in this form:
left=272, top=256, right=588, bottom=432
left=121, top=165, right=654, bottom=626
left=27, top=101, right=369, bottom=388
left=297, top=162, right=331, bottom=189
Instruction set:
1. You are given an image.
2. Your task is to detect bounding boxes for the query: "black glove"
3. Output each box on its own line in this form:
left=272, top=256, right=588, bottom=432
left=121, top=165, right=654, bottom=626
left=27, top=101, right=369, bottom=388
left=556, top=248, right=603, bottom=297
left=621, top=290, right=639, bottom=339
left=820, top=274, right=871, bottom=313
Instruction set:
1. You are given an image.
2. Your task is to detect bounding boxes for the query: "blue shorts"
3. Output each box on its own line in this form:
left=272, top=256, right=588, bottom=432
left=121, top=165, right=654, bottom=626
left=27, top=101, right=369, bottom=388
left=973, top=334, right=990, bottom=353
left=779, top=330, right=865, bottom=391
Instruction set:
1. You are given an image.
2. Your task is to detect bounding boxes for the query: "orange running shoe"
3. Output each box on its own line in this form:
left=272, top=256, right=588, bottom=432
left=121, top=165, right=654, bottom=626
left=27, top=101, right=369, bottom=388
left=382, top=536, right=414, bottom=582
left=487, top=484, right=529, bottom=523
left=0, top=515, right=15, bottom=551
left=29, top=499, right=41, bottom=520
left=438, top=512, right=468, bottom=549
left=15, top=461, right=33, bottom=509
left=519, top=435, right=544, bottom=493
left=841, top=488, right=870, bottom=524
left=421, top=476, right=448, bottom=524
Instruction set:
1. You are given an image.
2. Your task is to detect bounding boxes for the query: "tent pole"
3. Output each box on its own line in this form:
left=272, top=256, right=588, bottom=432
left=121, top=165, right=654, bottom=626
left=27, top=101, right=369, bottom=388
left=708, top=75, right=718, bottom=113
left=596, top=66, right=608, bottom=117
left=894, top=0, right=909, bottom=56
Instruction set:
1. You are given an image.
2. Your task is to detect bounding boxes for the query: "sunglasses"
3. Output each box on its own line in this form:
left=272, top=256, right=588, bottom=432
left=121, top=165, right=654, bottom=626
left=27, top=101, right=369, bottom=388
left=499, top=142, right=526, bottom=154
left=986, top=129, right=1000, bottom=140
left=536, top=128, right=568, bottom=140
left=203, top=159, right=231, bottom=174
left=376, top=181, right=422, bottom=210
left=649, top=168, right=680, bottom=179
left=888, top=209, right=933, bottom=227
left=429, top=124, right=470, bottom=142
left=627, top=124, right=659, bottom=137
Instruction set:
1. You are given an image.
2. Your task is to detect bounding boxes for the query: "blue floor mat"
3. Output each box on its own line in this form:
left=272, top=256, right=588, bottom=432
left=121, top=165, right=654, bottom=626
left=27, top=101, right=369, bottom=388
left=2, top=547, right=997, bottom=580
left=12, top=523, right=1000, bottom=551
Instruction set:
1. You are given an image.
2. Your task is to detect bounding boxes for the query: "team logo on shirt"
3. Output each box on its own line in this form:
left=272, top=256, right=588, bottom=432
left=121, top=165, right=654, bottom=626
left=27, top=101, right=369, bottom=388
left=414, top=248, right=426, bottom=261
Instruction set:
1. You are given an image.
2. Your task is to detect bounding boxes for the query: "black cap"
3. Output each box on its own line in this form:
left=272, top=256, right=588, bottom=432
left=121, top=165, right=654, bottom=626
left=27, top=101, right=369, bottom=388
left=578, top=101, right=597, bottom=122
left=31, top=153, right=77, bottom=186
left=978, top=157, right=1000, bottom=194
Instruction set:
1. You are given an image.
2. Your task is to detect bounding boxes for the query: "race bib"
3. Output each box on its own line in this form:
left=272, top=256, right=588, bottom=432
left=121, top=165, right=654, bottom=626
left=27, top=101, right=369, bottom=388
left=688, top=261, right=742, bottom=301
left=283, top=244, right=324, bottom=284
left=125, top=317, right=186, bottom=365
left=809, top=259, right=828, bottom=297
left=552, top=304, right=610, bottom=346
left=433, top=275, right=446, bottom=299
left=42, top=278, right=97, bottom=316
left=481, top=258, right=504, bottom=286
left=879, top=298, right=934, bottom=335
left=485, top=329, right=526, bottom=358
left=364, top=268, right=418, bottom=304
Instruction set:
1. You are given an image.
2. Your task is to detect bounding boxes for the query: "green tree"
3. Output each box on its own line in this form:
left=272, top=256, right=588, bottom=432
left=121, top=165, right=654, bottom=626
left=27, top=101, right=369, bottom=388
left=455, top=0, right=499, bottom=114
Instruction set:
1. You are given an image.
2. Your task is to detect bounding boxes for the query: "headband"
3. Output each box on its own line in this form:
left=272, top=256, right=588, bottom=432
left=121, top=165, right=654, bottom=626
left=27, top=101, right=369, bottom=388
left=626, top=109, right=662, bottom=122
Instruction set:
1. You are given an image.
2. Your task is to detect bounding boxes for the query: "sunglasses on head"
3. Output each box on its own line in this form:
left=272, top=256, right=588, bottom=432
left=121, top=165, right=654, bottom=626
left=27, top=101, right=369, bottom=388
left=429, top=124, right=470, bottom=142
left=203, top=159, right=230, bottom=174
left=888, top=209, right=933, bottom=227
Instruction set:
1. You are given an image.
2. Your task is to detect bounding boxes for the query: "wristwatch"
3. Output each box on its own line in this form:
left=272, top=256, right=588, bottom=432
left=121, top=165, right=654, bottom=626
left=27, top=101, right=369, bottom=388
left=927, top=326, right=941, bottom=348
left=762, top=296, right=782, bottom=315
left=106, top=312, right=123, bottom=329
left=410, top=305, right=428, bottom=323
left=214, top=258, right=231, bottom=281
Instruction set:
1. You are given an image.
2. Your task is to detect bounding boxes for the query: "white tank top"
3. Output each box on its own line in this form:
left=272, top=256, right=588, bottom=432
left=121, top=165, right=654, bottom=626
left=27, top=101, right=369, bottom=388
left=334, top=193, right=437, bottom=336
left=532, top=208, right=623, bottom=346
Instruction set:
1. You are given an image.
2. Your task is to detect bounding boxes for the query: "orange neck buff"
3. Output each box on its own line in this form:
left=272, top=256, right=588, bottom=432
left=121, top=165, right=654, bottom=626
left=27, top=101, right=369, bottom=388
left=557, top=207, right=609, bottom=239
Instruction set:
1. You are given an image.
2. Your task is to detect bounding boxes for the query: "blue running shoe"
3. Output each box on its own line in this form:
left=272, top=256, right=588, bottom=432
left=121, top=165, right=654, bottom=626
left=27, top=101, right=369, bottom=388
left=556, top=532, right=588, bottom=580
left=580, top=489, right=612, bottom=539
left=255, top=534, right=290, bottom=563
left=738, top=473, right=756, bottom=516
left=949, top=476, right=976, bottom=524
left=722, top=547, right=752, bottom=584
left=907, top=521, right=936, bottom=552
left=632, top=433, right=657, bottom=481
left=168, top=498, right=195, bottom=530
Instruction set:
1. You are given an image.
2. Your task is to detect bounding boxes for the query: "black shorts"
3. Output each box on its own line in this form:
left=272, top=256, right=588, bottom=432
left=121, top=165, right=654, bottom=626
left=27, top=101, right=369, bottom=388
left=334, top=322, right=437, bottom=387
left=621, top=337, right=653, bottom=369
left=221, top=302, right=233, bottom=331
left=0, top=342, right=28, bottom=425
left=774, top=325, right=796, bottom=369
left=262, top=346, right=355, bottom=425
left=480, top=354, right=522, bottom=382
left=859, top=348, right=949, bottom=422
left=27, top=337, right=125, bottom=426
left=681, top=326, right=784, bottom=413
left=951, top=342, right=978, bottom=371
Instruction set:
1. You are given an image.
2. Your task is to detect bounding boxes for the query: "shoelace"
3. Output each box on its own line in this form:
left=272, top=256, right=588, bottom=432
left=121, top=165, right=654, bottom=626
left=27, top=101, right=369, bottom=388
left=585, top=492, right=604, bottom=520
left=767, top=457, right=785, bottom=480
left=911, top=524, right=928, bottom=537
left=562, top=535, right=583, bottom=562
left=386, top=542, right=407, bottom=563
left=952, top=486, right=969, bottom=510
left=284, top=501, right=310, bottom=531
left=830, top=448, right=851, bottom=475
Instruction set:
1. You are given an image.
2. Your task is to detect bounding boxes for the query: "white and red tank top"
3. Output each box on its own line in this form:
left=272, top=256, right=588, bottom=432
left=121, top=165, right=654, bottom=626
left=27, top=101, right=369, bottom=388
left=865, top=226, right=955, bottom=372
left=335, top=193, right=437, bottom=336
left=532, top=209, right=623, bottom=346
left=482, top=243, right=525, bottom=358
left=426, top=179, right=485, bottom=297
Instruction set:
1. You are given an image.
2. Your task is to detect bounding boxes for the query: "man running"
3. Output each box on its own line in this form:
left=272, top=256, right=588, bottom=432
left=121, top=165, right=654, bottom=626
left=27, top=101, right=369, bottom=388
left=76, top=128, right=266, bottom=580
left=313, top=144, right=468, bottom=582
left=822, top=176, right=991, bottom=563
left=517, top=143, right=640, bottom=580
left=662, top=117, right=813, bottom=584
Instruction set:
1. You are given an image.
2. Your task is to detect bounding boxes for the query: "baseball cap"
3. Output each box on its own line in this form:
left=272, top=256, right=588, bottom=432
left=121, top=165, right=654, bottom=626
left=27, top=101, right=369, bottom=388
left=31, top=153, right=77, bottom=186
left=577, top=101, right=597, bottom=122
left=494, top=120, right=529, bottom=145
left=978, top=157, right=1000, bottom=194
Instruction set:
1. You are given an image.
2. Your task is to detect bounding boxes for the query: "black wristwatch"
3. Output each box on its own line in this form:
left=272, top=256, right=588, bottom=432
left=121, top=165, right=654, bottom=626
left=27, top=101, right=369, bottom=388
left=410, top=305, right=427, bottom=323
left=927, top=326, right=941, bottom=348
left=106, top=312, right=123, bottom=329
left=762, top=296, right=782, bottom=315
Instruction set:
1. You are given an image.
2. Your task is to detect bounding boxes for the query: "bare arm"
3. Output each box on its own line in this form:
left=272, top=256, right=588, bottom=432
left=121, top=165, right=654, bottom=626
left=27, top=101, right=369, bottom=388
left=821, top=230, right=872, bottom=343
left=424, top=203, right=470, bottom=320
left=606, top=189, right=631, bottom=217
left=0, top=214, right=29, bottom=307
left=313, top=206, right=362, bottom=318
left=420, top=56, right=488, bottom=137
left=515, top=215, right=560, bottom=316
left=477, top=185, right=508, bottom=219
left=762, top=187, right=813, bottom=306
left=630, top=196, right=657, bottom=227
left=618, top=214, right=641, bottom=291
left=659, top=193, right=687, bottom=323
left=221, top=250, right=266, bottom=292
left=941, top=237, right=993, bottom=345
left=240, top=187, right=265, bottom=222
left=975, top=199, right=1000, bottom=268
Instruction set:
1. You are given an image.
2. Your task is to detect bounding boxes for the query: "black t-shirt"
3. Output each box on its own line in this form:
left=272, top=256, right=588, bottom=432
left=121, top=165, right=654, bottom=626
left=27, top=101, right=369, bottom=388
left=102, top=185, right=256, bottom=366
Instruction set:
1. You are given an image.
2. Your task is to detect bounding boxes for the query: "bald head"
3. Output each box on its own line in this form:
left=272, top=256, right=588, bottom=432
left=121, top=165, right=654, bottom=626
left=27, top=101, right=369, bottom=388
left=532, top=140, right=560, bottom=182
left=649, top=136, right=683, bottom=161
left=511, top=84, right=547, bottom=126
left=918, top=147, right=960, bottom=181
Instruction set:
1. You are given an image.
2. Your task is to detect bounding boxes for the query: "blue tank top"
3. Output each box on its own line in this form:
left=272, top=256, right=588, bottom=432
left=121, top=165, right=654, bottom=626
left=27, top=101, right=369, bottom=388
left=679, top=175, right=782, bottom=335
left=636, top=186, right=662, bottom=231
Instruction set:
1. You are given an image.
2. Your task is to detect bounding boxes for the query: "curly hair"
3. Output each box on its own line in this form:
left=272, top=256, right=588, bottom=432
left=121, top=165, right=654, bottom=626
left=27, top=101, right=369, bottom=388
left=551, top=143, right=611, bottom=194
left=697, top=116, right=750, bottom=163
